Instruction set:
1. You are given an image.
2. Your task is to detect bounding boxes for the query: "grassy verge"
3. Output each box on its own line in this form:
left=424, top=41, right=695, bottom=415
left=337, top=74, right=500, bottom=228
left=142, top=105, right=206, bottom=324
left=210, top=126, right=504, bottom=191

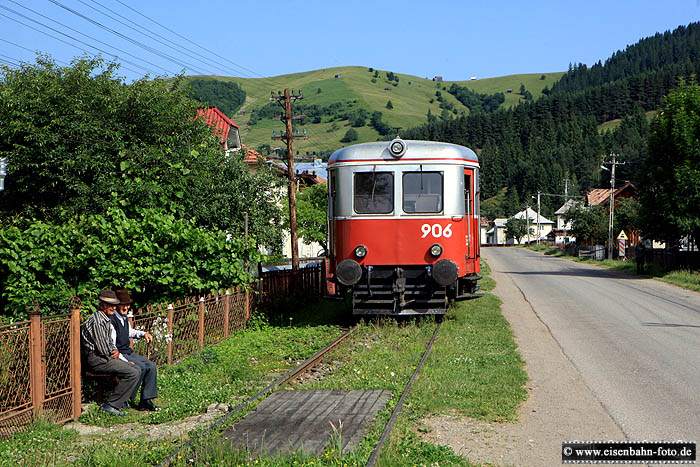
left=0, top=300, right=346, bottom=465
left=524, top=244, right=700, bottom=293
left=174, top=260, right=527, bottom=466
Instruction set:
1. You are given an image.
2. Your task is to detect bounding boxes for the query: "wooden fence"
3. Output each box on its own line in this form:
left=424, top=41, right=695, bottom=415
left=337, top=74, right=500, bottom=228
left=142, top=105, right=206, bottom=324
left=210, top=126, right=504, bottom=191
left=0, top=264, right=324, bottom=437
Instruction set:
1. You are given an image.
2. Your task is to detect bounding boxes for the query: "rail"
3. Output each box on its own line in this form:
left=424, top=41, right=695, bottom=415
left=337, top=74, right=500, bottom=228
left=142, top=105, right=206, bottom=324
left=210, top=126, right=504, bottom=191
left=365, top=321, right=442, bottom=467
left=160, top=325, right=357, bottom=466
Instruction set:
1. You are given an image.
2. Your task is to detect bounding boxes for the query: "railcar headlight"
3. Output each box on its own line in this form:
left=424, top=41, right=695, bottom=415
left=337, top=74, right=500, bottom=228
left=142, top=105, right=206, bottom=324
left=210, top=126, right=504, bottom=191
left=388, top=138, right=407, bottom=158
left=429, top=244, right=443, bottom=257
left=354, top=245, right=367, bottom=258
left=336, top=259, right=362, bottom=286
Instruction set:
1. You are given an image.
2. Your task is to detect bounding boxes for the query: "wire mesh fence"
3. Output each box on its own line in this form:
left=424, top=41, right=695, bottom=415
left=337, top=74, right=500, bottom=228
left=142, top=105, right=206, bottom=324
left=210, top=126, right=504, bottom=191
left=0, top=321, right=32, bottom=438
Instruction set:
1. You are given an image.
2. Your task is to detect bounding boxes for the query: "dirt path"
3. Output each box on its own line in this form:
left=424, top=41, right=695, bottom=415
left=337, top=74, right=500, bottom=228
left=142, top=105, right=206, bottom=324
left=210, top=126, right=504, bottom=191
left=421, top=250, right=624, bottom=466
left=65, top=403, right=229, bottom=441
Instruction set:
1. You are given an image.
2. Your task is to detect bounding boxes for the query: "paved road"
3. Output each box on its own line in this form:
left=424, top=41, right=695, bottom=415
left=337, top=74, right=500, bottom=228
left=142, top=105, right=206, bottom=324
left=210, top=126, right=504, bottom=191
left=484, top=247, right=700, bottom=442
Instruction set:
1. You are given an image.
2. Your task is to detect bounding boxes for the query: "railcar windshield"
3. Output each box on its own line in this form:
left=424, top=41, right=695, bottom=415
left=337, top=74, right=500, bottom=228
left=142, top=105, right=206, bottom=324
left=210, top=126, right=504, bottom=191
left=354, top=172, right=394, bottom=214
left=402, top=171, right=443, bottom=213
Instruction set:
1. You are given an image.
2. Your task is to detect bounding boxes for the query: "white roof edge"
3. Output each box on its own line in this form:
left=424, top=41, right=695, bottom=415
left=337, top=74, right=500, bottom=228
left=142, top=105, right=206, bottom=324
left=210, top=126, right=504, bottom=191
left=329, top=140, right=478, bottom=164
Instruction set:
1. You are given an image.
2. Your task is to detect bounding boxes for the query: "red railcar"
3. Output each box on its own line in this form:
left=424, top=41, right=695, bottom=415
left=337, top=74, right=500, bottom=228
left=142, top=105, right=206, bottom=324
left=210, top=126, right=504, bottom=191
left=326, top=138, right=481, bottom=317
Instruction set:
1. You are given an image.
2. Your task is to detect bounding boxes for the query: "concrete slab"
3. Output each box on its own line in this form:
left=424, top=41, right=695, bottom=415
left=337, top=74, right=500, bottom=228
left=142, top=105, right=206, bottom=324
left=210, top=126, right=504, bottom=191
left=223, top=389, right=391, bottom=456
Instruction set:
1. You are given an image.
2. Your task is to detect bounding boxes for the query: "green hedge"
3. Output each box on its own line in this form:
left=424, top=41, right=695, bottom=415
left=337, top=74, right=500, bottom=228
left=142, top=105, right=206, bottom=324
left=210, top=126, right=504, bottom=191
left=0, top=207, right=260, bottom=321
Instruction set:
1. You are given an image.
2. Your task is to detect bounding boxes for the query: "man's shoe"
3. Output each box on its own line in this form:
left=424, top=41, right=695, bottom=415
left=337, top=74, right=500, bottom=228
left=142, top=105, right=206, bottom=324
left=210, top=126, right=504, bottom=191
left=100, top=403, right=127, bottom=416
left=138, top=399, right=159, bottom=412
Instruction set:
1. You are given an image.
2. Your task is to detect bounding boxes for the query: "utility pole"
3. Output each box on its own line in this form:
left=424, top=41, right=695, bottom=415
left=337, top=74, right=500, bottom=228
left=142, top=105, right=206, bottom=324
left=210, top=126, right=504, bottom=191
left=536, top=192, right=541, bottom=245
left=601, top=153, right=625, bottom=260
left=526, top=204, right=531, bottom=245
left=271, top=89, right=305, bottom=270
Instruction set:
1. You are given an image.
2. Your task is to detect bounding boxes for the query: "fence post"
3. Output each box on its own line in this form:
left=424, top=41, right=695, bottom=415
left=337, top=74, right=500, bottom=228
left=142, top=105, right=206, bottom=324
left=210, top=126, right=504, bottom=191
left=69, top=302, right=82, bottom=420
left=198, top=297, right=205, bottom=349
left=166, top=304, right=174, bottom=365
left=28, top=311, right=45, bottom=418
left=245, top=287, right=251, bottom=322
left=223, top=290, right=230, bottom=338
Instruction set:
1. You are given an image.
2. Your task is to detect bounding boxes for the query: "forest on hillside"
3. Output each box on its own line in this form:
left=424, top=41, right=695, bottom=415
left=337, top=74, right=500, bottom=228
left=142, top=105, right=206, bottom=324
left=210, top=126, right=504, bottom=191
left=403, top=22, right=700, bottom=218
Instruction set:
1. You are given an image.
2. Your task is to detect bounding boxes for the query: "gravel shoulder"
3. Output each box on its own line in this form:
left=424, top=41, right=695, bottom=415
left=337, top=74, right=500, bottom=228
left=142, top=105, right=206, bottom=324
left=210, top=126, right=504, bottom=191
left=423, top=249, right=624, bottom=466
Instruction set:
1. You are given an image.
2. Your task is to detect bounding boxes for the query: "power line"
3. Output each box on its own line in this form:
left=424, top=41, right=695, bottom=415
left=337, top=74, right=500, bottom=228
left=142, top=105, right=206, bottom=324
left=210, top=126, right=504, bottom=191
left=80, top=0, right=242, bottom=77
left=0, top=53, right=20, bottom=67
left=47, top=0, right=210, bottom=75
left=0, top=37, right=71, bottom=66
left=111, top=0, right=283, bottom=84
left=0, top=7, right=155, bottom=76
left=5, top=0, right=173, bottom=75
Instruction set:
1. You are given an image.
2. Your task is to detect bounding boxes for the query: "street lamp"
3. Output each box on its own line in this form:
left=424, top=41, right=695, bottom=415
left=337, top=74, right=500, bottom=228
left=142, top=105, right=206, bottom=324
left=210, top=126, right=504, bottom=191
left=0, top=157, right=7, bottom=192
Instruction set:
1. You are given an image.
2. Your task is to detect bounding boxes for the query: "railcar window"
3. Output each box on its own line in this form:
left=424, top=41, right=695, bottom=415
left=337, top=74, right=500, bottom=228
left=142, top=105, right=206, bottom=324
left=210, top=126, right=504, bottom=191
left=354, top=172, right=394, bottom=214
left=402, top=172, right=443, bottom=213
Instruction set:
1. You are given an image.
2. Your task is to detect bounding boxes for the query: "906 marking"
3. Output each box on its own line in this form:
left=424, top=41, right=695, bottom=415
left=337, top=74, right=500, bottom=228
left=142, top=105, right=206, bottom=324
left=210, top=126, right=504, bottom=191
left=421, top=223, right=452, bottom=239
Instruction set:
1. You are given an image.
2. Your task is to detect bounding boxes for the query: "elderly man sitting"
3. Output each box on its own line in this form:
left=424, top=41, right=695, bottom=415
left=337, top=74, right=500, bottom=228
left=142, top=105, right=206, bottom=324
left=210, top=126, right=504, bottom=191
left=80, top=289, right=141, bottom=416
left=111, top=288, right=159, bottom=411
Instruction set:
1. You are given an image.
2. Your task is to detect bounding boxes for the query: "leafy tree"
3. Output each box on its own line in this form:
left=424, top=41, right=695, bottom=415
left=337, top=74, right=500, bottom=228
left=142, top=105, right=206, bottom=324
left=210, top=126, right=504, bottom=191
left=615, top=197, right=641, bottom=235
left=540, top=74, right=547, bottom=80
left=505, top=217, right=530, bottom=243
left=385, top=100, right=394, bottom=110
left=294, top=184, right=328, bottom=252
left=186, top=78, right=246, bottom=115
left=566, top=206, right=608, bottom=245
left=0, top=57, right=283, bottom=249
left=640, top=80, right=700, bottom=244
left=316, top=87, right=322, bottom=94
left=340, top=128, right=358, bottom=143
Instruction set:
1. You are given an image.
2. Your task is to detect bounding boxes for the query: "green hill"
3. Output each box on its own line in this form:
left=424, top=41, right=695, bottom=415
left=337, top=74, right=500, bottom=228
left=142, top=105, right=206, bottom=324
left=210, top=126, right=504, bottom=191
left=189, top=67, right=563, bottom=155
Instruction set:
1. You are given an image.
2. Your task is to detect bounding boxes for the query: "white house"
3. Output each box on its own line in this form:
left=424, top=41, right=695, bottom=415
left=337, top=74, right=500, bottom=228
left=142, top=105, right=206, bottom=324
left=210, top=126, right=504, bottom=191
left=486, top=218, right=508, bottom=245
left=510, top=207, right=554, bottom=244
left=552, top=199, right=579, bottom=245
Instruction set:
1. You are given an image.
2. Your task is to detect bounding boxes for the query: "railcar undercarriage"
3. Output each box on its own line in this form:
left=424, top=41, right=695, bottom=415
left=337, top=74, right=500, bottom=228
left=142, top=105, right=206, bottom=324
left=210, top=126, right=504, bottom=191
left=349, top=266, right=481, bottom=316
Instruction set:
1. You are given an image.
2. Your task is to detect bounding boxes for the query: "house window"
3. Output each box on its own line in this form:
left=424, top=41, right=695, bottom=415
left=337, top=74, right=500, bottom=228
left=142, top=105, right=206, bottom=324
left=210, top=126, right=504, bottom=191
left=403, top=172, right=443, bottom=213
left=354, top=172, right=394, bottom=214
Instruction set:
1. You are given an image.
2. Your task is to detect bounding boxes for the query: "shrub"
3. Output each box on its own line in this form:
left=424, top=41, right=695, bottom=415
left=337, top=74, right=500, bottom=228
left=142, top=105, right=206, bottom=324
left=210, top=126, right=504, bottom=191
left=0, top=207, right=260, bottom=320
left=340, top=128, right=358, bottom=143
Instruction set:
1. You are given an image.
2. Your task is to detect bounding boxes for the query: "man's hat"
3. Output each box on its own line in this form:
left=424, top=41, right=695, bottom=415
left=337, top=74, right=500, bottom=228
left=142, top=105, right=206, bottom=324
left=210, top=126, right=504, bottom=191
left=98, top=289, right=120, bottom=305
left=114, top=288, right=133, bottom=305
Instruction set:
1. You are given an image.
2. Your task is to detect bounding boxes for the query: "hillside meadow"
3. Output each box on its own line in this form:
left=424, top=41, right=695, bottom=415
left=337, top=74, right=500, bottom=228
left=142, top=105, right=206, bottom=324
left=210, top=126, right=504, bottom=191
left=190, top=66, right=563, bottom=153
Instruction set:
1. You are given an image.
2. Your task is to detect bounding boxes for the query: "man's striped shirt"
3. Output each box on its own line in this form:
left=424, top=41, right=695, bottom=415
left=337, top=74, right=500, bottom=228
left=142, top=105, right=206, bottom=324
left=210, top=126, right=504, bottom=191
left=81, top=310, right=116, bottom=358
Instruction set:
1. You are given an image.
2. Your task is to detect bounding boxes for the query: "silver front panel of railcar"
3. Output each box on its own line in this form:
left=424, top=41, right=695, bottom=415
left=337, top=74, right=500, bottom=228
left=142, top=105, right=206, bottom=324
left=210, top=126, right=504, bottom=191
left=330, top=164, right=475, bottom=219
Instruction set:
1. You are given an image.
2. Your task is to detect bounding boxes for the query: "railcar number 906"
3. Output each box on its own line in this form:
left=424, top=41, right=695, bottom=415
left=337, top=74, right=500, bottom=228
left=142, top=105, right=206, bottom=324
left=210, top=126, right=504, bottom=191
left=421, top=223, right=452, bottom=239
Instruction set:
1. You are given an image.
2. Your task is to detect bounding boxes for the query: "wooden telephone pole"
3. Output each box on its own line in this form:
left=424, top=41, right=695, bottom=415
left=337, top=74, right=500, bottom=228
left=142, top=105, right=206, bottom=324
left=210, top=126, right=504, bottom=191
left=271, top=89, right=306, bottom=270
left=602, top=153, right=625, bottom=260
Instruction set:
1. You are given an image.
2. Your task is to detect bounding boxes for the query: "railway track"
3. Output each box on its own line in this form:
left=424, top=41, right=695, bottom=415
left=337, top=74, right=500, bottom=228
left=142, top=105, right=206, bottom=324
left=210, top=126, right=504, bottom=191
left=161, top=325, right=357, bottom=466
left=162, top=317, right=442, bottom=465
left=365, top=320, right=442, bottom=467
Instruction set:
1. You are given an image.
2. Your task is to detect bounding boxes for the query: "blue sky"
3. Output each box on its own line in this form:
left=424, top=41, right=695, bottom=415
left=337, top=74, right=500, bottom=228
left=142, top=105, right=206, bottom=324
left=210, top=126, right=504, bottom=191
left=0, top=0, right=698, bottom=80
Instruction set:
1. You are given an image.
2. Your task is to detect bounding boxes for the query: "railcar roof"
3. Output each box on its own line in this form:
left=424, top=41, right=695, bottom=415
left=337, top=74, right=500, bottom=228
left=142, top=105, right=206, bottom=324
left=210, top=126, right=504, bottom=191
left=328, top=140, right=478, bottom=165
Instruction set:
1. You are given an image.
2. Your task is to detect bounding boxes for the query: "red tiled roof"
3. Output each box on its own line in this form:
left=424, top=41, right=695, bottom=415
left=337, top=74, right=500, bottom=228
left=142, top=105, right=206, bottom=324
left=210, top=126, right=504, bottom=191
left=242, top=145, right=262, bottom=165
left=586, top=181, right=637, bottom=206
left=196, top=107, right=239, bottom=146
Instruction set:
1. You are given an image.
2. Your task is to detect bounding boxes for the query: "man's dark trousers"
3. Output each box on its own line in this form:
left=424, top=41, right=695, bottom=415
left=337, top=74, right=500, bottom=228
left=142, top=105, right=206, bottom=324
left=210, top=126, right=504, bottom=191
left=124, top=353, right=157, bottom=401
left=85, top=353, right=141, bottom=409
